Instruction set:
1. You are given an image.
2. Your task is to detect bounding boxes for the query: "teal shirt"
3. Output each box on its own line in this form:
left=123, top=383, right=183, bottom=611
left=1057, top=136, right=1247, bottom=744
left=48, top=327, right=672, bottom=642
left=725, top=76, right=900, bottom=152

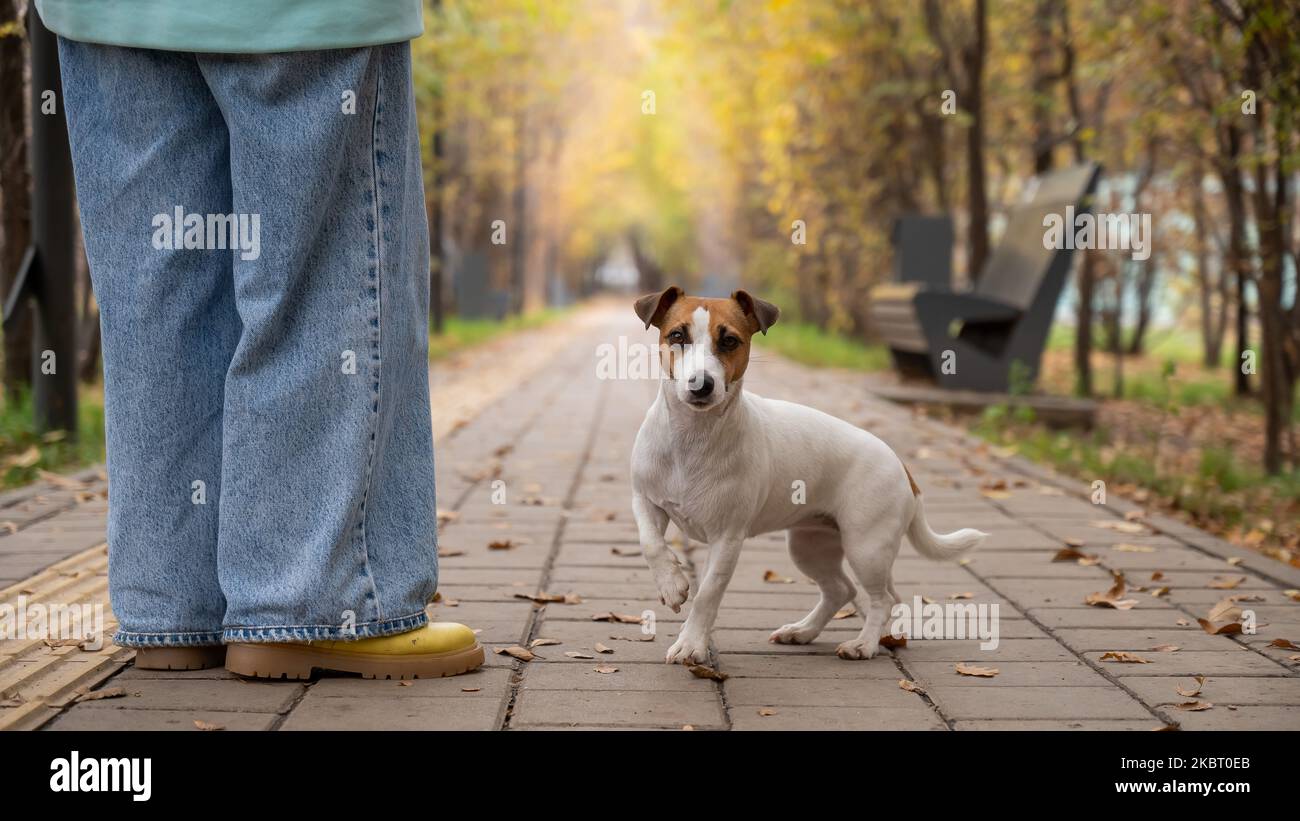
left=35, top=0, right=423, bottom=53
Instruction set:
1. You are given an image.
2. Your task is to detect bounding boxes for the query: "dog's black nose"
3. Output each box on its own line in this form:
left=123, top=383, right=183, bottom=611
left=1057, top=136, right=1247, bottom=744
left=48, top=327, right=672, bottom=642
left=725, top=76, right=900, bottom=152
left=689, top=373, right=715, bottom=399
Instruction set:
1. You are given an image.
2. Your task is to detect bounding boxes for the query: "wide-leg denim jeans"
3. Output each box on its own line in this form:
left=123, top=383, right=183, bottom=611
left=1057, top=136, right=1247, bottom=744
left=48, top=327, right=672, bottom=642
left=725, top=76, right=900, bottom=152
left=58, top=39, right=438, bottom=646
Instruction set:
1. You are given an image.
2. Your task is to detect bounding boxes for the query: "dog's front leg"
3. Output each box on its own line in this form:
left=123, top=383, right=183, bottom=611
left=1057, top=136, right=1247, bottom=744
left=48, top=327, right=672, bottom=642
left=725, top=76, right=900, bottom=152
left=632, top=491, right=690, bottom=612
left=666, top=533, right=742, bottom=665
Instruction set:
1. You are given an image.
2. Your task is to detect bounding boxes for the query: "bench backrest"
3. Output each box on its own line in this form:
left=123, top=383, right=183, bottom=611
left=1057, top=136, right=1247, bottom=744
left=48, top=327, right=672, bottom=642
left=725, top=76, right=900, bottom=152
left=975, top=162, right=1101, bottom=311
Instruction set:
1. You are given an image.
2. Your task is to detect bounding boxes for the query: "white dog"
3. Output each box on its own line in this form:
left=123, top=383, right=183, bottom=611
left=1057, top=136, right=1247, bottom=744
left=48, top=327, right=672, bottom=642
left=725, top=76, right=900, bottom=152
left=629, top=286, right=988, bottom=664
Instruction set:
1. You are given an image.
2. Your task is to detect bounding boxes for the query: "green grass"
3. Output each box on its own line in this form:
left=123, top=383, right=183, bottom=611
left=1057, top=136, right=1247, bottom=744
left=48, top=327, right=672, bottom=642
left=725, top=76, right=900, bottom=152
left=972, top=408, right=1300, bottom=541
left=428, top=308, right=570, bottom=362
left=0, top=386, right=106, bottom=490
left=754, top=322, right=891, bottom=371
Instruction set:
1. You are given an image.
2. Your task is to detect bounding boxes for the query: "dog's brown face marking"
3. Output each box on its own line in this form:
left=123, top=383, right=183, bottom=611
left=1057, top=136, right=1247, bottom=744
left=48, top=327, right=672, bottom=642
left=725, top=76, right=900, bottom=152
left=633, top=287, right=780, bottom=387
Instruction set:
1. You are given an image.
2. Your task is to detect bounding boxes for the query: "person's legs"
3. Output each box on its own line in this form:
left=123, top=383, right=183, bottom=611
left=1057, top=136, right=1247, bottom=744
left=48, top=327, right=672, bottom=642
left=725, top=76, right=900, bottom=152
left=196, top=43, right=439, bottom=642
left=59, top=40, right=238, bottom=653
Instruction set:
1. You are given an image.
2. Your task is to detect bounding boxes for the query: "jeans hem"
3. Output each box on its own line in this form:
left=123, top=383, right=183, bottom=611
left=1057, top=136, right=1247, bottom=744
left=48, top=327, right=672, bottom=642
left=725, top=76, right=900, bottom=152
left=221, top=609, right=428, bottom=643
left=113, top=629, right=225, bottom=648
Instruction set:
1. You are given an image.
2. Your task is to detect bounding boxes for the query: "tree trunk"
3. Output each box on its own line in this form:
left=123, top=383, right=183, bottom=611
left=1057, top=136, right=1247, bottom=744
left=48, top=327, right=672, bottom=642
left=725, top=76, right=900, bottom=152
left=0, top=0, right=32, bottom=398
left=963, top=0, right=989, bottom=281
left=1217, top=128, right=1252, bottom=397
left=1191, top=166, right=1225, bottom=368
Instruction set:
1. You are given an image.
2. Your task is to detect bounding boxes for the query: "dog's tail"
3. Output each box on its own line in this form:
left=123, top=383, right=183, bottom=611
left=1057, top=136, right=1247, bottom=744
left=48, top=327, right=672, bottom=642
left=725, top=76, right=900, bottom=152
left=906, top=492, right=987, bottom=561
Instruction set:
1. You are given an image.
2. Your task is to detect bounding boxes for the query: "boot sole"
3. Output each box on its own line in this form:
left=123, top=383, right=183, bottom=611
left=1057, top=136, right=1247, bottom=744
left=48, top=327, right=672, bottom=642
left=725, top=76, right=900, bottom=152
left=224, top=641, right=485, bottom=681
left=134, top=646, right=227, bottom=671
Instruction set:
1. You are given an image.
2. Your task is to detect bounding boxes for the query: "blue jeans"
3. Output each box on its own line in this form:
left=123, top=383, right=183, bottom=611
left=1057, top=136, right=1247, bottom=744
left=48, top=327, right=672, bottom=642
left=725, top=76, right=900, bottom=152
left=58, top=39, right=438, bottom=647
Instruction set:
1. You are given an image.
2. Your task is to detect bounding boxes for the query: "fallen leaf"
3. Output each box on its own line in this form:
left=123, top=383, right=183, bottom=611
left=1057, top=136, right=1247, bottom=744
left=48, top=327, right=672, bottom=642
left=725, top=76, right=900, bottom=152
left=1084, top=572, right=1138, bottom=610
left=1153, top=722, right=1181, bottom=732
left=1207, top=597, right=1244, bottom=622
left=832, top=605, right=857, bottom=619
left=594, top=642, right=613, bottom=654
left=762, top=569, right=795, bottom=584
left=462, top=687, right=480, bottom=693
left=514, top=591, right=582, bottom=605
left=593, top=666, right=618, bottom=674
left=1208, top=576, right=1246, bottom=590
left=1123, top=509, right=1146, bottom=522
left=75, top=686, right=127, bottom=702
left=1113, top=543, right=1155, bottom=553
left=878, top=634, right=907, bottom=649
left=1090, top=520, right=1146, bottom=534
left=398, top=681, right=412, bottom=687
left=1151, top=587, right=1171, bottom=597
left=1283, top=589, right=1300, bottom=602
left=1064, top=536, right=1086, bottom=548
left=899, top=679, right=926, bottom=694
left=1151, top=571, right=1165, bottom=581
left=1176, top=676, right=1206, bottom=697
left=757, top=707, right=777, bottom=716
left=1267, top=638, right=1300, bottom=650
left=955, top=662, right=999, bottom=678
left=488, top=539, right=515, bottom=551
left=949, top=592, right=974, bottom=600
left=494, top=645, right=535, bottom=662
left=1175, top=618, right=1191, bottom=626
left=590, top=611, right=643, bottom=624
left=1053, top=547, right=1099, bottom=563
left=437, top=548, right=464, bottom=557
left=530, top=638, right=561, bottom=648
left=687, top=664, right=728, bottom=681
left=608, top=634, right=654, bottom=642
left=1151, top=644, right=1180, bottom=653
left=5, top=446, right=40, bottom=469
left=564, top=651, right=594, bottom=659
left=1176, top=700, right=1213, bottom=711
left=193, top=720, right=224, bottom=731
left=610, top=547, right=641, bottom=557
left=1226, top=557, right=1245, bottom=566
left=1099, top=651, right=1151, bottom=664
left=1197, top=618, right=1243, bottom=636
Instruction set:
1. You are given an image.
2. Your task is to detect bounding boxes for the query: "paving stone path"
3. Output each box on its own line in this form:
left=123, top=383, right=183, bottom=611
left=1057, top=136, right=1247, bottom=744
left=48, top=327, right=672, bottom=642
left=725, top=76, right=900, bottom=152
left=4, top=303, right=1299, bottom=730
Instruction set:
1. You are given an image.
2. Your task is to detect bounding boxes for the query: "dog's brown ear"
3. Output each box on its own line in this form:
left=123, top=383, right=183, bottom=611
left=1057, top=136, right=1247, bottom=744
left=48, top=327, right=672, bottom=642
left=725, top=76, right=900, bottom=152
left=732, top=290, right=780, bottom=335
left=634, top=285, right=683, bottom=330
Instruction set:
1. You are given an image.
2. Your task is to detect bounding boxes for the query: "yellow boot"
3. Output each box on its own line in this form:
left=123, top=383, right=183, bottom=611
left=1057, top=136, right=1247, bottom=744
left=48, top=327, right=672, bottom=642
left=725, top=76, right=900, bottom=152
left=224, top=623, right=483, bottom=680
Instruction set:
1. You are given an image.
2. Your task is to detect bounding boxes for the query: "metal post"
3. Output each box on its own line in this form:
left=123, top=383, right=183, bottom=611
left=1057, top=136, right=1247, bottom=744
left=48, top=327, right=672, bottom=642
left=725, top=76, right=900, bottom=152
left=28, top=8, right=78, bottom=433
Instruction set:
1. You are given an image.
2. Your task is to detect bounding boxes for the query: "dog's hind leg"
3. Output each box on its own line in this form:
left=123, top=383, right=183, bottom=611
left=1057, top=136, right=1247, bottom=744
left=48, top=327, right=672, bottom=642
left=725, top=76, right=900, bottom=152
left=769, top=524, right=856, bottom=645
left=836, top=525, right=905, bottom=660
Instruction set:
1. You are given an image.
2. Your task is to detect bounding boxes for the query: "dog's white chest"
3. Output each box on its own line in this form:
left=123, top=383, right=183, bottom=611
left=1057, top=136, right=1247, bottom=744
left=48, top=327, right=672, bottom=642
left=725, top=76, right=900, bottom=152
left=655, top=497, right=710, bottom=544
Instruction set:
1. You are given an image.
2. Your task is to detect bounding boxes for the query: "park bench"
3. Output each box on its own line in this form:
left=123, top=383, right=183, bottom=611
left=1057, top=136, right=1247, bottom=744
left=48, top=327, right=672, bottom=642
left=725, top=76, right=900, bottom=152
left=868, top=162, right=1101, bottom=392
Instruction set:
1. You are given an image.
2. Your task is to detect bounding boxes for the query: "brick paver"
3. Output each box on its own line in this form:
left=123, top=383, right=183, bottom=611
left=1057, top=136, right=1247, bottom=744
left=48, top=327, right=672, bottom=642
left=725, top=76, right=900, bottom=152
left=4, top=302, right=1299, bottom=730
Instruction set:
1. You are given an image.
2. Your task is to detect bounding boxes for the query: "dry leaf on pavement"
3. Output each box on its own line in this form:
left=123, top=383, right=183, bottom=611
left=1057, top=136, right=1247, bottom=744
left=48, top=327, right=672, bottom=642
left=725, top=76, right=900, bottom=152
left=687, top=664, right=728, bottom=681
left=1176, top=676, right=1206, bottom=698
left=1100, top=651, right=1151, bottom=664
left=955, top=663, right=999, bottom=677
left=495, top=645, right=535, bottom=662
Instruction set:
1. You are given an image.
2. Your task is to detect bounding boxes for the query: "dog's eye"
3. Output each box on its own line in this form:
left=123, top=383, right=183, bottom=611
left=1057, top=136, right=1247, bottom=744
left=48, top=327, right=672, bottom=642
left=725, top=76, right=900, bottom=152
left=667, top=329, right=687, bottom=345
left=718, top=335, right=740, bottom=352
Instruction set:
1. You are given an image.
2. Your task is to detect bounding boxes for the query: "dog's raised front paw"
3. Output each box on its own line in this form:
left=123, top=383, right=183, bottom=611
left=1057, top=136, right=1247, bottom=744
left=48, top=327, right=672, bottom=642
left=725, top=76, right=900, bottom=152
left=665, top=630, right=710, bottom=665
left=769, top=622, right=818, bottom=645
left=835, top=638, right=880, bottom=660
left=653, top=564, right=691, bottom=613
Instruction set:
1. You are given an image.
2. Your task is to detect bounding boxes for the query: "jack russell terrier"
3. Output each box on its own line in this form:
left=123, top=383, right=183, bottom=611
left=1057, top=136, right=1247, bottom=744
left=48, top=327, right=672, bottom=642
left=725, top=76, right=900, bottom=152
left=630, top=286, right=988, bottom=664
